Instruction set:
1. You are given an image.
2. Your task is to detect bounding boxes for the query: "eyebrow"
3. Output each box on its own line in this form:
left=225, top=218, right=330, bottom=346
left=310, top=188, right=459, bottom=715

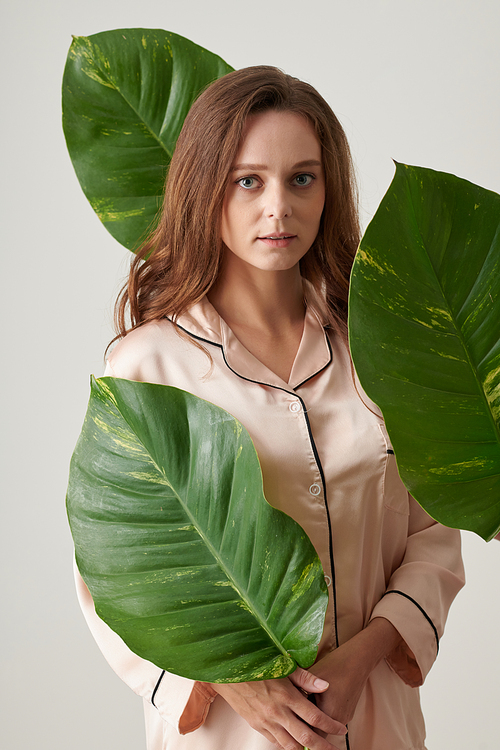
left=230, top=159, right=322, bottom=172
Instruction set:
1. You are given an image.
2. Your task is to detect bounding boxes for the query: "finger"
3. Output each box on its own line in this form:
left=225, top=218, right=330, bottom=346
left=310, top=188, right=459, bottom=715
left=277, top=715, right=341, bottom=750
left=289, top=667, right=329, bottom=694
left=292, top=695, right=347, bottom=737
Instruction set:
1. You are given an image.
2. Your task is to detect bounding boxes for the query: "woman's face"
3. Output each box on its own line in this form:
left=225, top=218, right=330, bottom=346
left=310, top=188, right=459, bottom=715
left=220, top=110, right=325, bottom=275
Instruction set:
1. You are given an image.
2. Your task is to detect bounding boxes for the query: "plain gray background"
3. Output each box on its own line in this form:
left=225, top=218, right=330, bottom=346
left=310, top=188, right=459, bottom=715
left=2, top=1, right=499, bottom=748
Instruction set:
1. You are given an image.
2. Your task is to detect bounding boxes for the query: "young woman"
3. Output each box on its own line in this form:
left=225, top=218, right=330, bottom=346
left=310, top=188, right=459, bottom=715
left=75, top=66, right=465, bottom=750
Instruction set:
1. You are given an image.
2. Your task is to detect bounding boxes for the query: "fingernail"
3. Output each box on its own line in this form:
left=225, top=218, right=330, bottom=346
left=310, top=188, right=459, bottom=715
left=313, top=677, right=329, bottom=689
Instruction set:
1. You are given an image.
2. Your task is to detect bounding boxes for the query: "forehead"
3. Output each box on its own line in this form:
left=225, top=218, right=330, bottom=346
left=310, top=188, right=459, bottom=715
left=234, top=110, right=322, bottom=164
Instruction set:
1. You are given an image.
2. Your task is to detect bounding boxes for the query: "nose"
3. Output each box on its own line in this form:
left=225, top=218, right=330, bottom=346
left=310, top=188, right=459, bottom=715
left=265, top=182, right=292, bottom=219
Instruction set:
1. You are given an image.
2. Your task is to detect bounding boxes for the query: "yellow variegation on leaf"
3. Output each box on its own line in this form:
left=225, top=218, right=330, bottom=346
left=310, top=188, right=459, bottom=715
left=349, top=163, right=500, bottom=541
left=66, top=377, right=328, bottom=682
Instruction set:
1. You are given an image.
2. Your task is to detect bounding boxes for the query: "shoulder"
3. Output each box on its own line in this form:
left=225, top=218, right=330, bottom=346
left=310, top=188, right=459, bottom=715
left=105, top=319, right=186, bottom=383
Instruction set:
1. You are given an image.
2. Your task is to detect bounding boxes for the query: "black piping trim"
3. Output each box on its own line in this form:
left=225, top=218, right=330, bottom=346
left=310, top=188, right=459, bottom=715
left=297, top=392, right=339, bottom=649
left=221, top=350, right=292, bottom=392
left=293, top=333, right=333, bottom=391
left=151, top=670, right=166, bottom=708
left=174, top=320, right=340, bottom=648
left=173, top=321, right=334, bottom=393
left=383, top=590, right=439, bottom=653
left=386, top=449, right=394, bottom=455
left=171, top=321, right=224, bottom=351
left=176, top=323, right=291, bottom=392
left=171, top=318, right=342, bottom=737
left=173, top=322, right=339, bottom=649
left=211, top=345, right=340, bottom=650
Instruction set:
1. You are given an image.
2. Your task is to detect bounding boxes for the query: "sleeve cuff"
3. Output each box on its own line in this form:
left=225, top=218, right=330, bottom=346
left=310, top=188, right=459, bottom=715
left=152, top=674, right=217, bottom=735
left=370, top=590, right=439, bottom=687
left=75, top=563, right=217, bottom=735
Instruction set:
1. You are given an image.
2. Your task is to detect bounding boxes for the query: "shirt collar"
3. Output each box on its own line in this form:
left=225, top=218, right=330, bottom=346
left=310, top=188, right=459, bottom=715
left=175, top=281, right=332, bottom=390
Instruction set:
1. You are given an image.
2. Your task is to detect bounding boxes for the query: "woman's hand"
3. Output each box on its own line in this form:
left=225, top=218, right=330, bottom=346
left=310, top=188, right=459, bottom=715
left=310, top=617, right=403, bottom=726
left=208, top=666, right=347, bottom=749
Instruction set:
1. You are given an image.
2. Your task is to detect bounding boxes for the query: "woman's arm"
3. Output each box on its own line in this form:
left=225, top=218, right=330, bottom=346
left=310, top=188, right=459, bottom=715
left=75, top=566, right=217, bottom=734
left=208, top=669, right=347, bottom=750
left=308, top=618, right=402, bottom=725
left=77, top=565, right=346, bottom=742
left=369, top=497, right=465, bottom=687
left=307, top=498, right=464, bottom=727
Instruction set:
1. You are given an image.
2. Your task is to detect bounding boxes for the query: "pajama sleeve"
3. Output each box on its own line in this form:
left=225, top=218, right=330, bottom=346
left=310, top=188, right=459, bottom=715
left=370, top=496, right=465, bottom=687
left=72, top=351, right=218, bottom=734
left=75, top=564, right=217, bottom=733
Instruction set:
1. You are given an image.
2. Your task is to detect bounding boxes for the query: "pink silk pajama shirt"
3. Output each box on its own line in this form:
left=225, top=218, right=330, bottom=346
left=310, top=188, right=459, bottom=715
left=75, top=286, right=464, bottom=750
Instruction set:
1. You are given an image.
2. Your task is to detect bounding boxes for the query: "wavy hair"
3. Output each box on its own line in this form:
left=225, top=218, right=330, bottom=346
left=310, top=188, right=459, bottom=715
left=112, top=65, right=360, bottom=344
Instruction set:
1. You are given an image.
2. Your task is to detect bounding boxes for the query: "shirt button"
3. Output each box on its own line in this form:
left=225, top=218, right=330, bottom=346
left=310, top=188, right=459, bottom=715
left=324, top=575, right=332, bottom=587
left=309, top=483, right=321, bottom=496
left=289, top=401, right=301, bottom=413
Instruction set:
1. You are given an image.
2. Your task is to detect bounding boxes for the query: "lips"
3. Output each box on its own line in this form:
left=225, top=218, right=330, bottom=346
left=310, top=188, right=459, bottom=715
left=257, top=233, right=297, bottom=248
left=259, top=232, right=296, bottom=240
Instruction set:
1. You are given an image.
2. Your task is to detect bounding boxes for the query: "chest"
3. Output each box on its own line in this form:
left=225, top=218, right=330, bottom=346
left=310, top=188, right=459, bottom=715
left=146, top=333, right=401, bottom=546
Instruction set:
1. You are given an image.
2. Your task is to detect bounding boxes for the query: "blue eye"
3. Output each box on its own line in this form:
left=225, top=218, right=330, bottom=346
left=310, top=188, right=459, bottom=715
left=237, top=177, right=258, bottom=189
left=293, top=174, right=314, bottom=187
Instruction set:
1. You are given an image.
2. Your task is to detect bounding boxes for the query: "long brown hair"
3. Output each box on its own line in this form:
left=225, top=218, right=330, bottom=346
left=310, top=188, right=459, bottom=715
left=113, top=65, right=360, bottom=344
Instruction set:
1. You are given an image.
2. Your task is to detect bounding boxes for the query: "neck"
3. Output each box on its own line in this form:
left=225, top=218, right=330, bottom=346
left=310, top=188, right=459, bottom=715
left=208, top=259, right=305, bottom=335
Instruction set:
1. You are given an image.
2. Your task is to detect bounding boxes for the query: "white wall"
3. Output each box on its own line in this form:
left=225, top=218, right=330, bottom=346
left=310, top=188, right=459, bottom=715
left=2, top=1, right=498, bottom=747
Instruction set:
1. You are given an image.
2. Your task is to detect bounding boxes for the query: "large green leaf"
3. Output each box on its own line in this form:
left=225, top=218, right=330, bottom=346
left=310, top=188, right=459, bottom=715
left=67, top=377, right=327, bottom=682
left=349, top=163, right=500, bottom=541
left=62, top=29, right=233, bottom=250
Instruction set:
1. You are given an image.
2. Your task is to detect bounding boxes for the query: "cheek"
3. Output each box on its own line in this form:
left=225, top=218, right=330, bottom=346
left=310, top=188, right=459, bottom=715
left=310, top=194, right=325, bottom=232
left=222, top=197, right=254, bottom=240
